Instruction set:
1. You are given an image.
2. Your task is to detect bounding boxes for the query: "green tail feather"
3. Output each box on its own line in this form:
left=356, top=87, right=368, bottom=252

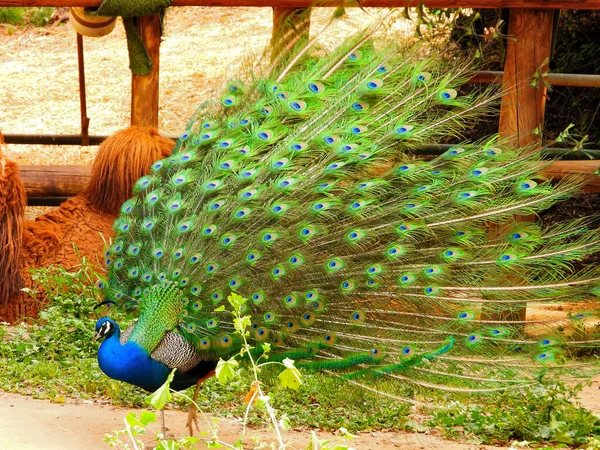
left=101, top=14, right=600, bottom=397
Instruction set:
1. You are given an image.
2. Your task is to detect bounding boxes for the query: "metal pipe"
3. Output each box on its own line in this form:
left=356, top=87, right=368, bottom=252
left=4, top=134, right=598, bottom=159
left=3, top=134, right=111, bottom=145
left=413, top=144, right=600, bottom=159
left=28, top=197, right=70, bottom=207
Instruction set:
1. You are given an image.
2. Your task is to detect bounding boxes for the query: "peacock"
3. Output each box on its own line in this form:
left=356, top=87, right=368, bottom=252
left=93, top=13, right=600, bottom=435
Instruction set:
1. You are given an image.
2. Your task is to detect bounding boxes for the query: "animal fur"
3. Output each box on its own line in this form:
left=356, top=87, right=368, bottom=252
left=0, top=132, right=27, bottom=315
left=0, top=127, right=174, bottom=322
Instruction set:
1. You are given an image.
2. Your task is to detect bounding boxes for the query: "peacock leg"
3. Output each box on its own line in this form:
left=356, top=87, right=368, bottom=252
left=186, top=381, right=202, bottom=435
left=186, top=370, right=215, bottom=436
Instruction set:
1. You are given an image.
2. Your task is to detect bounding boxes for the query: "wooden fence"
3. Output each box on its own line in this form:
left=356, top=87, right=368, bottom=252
left=1, top=0, right=600, bottom=202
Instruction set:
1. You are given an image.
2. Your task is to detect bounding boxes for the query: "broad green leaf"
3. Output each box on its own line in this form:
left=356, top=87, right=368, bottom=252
left=146, top=369, right=175, bottom=409
left=139, top=410, right=157, bottom=426
left=215, top=357, right=239, bottom=384
left=227, top=292, right=247, bottom=310
left=233, top=315, right=252, bottom=334
left=278, top=360, right=302, bottom=390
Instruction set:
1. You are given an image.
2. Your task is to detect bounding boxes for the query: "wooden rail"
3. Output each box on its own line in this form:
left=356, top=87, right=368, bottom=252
left=18, top=161, right=600, bottom=201
left=2, top=0, right=600, bottom=7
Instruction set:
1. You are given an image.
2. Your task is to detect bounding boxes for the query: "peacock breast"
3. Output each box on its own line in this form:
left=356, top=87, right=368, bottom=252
left=97, top=337, right=171, bottom=392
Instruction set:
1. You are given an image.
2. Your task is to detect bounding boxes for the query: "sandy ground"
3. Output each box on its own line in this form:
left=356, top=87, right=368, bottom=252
left=0, top=391, right=512, bottom=450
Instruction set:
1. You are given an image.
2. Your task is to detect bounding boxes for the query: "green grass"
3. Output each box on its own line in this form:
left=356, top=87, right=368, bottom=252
left=0, top=7, right=54, bottom=26
left=1, top=264, right=599, bottom=447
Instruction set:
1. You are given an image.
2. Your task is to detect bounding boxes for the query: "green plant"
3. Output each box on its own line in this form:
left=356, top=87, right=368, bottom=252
left=0, top=7, right=25, bottom=25
left=429, top=381, right=600, bottom=446
left=2, top=266, right=598, bottom=447
left=0, top=7, right=54, bottom=26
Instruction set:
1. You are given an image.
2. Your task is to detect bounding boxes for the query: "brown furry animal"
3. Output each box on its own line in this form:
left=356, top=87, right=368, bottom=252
left=0, top=127, right=174, bottom=322
left=0, top=133, right=27, bottom=314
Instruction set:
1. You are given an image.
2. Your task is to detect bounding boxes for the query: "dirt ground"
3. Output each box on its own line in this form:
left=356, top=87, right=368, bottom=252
left=0, top=378, right=599, bottom=450
left=0, top=391, right=511, bottom=450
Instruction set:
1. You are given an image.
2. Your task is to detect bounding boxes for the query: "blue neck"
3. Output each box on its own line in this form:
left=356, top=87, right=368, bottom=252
left=97, top=328, right=170, bottom=392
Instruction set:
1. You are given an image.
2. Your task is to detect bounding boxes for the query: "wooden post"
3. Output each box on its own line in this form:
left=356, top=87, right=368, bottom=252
left=489, top=8, right=556, bottom=322
left=131, top=15, right=161, bottom=128
left=271, top=7, right=311, bottom=61
left=76, top=33, right=90, bottom=145
left=499, top=9, right=556, bottom=146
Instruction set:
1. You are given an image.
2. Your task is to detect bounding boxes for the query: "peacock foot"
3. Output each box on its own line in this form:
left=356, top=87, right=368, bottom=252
left=186, top=402, right=200, bottom=436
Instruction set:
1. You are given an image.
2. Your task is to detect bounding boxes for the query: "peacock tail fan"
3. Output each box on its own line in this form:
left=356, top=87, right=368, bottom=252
left=98, top=13, right=600, bottom=398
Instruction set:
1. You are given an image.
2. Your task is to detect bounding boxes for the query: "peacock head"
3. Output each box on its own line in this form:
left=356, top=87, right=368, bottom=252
left=92, top=317, right=119, bottom=342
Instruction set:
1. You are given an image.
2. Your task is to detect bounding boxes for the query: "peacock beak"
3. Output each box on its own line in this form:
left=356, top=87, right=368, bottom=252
left=92, top=331, right=102, bottom=343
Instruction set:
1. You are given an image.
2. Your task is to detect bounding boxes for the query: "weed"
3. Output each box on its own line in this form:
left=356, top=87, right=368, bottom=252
left=0, top=7, right=54, bottom=26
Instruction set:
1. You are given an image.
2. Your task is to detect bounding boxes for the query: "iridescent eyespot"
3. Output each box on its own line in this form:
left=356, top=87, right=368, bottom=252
left=257, top=130, right=274, bottom=141
left=352, top=101, right=369, bottom=112
left=399, top=273, right=415, bottom=284
left=341, top=280, right=354, bottom=291
left=255, top=327, right=269, bottom=340
left=300, top=312, right=315, bottom=326
left=394, top=125, right=414, bottom=135
left=466, top=334, right=483, bottom=345
left=234, top=208, right=250, bottom=218
left=326, top=259, right=343, bottom=270
left=351, top=311, right=365, bottom=323
left=284, top=295, right=297, bottom=306
left=289, top=254, right=304, bottom=265
left=272, top=158, right=288, bottom=169
left=438, top=89, right=458, bottom=101
left=364, top=79, right=383, bottom=90
left=220, top=335, right=233, bottom=347
left=304, top=290, right=317, bottom=300
left=246, top=252, right=261, bottom=263
left=366, top=265, right=382, bottom=276
left=289, top=100, right=307, bottom=111
left=401, top=346, right=415, bottom=357
left=221, top=235, right=236, bottom=246
left=203, top=225, right=217, bottom=235
left=222, top=95, right=236, bottom=106
left=307, top=82, right=325, bottom=94
left=414, top=72, right=431, bottom=83
left=191, top=285, right=202, bottom=296
left=272, top=266, right=285, bottom=278
left=424, top=266, right=441, bottom=275
left=348, top=51, right=361, bottom=61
